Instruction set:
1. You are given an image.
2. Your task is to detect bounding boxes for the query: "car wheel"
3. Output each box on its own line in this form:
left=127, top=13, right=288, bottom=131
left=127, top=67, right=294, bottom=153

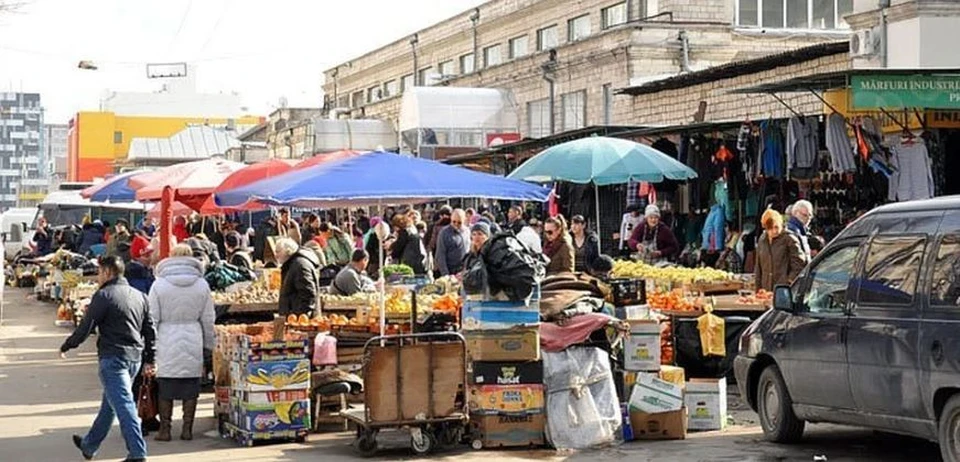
left=938, top=395, right=960, bottom=462
left=757, top=364, right=805, bottom=443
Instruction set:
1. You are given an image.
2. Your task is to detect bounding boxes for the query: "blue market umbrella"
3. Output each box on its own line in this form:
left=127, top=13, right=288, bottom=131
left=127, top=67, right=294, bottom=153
left=215, top=151, right=551, bottom=208
left=508, top=136, right=697, bottom=251
left=80, top=170, right=148, bottom=203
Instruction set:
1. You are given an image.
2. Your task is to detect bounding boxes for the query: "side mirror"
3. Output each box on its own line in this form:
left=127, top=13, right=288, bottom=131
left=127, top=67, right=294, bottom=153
left=774, top=285, right=794, bottom=312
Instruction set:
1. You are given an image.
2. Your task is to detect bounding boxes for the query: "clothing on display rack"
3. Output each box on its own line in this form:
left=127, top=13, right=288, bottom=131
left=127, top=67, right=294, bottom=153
left=701, top=205, right=726, bottom=252
left=888, top=137, right=934, bottom=202
left=787, top=116, right=820, bottom=178
left=825, top=112, right=856, bottom=173
left=760, top=120, right=785, bottom=179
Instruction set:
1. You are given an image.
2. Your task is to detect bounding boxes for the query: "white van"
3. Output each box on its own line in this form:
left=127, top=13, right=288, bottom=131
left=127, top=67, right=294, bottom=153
left=1, top=208, right=38, bottom=260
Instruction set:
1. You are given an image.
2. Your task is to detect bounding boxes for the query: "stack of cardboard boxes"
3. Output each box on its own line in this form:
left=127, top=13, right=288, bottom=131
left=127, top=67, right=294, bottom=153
left=224, top=335, right=312, bottom=446
left=620, top=317, right=729, bottom=439
left=463, top=286, right=545, bottom=449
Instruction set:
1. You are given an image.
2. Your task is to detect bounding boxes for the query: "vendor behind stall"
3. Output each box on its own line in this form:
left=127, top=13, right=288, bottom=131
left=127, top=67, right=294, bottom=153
left=330, top=249, right=376, bottom=296
left=627, top=205, right=679, bottom=263
left=32, top=216, right=53, bottom=256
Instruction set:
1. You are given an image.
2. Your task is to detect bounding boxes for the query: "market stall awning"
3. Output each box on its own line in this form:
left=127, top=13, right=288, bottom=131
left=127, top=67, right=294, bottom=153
left=80, top=170, right=151, bottom=202
left=507, top=136, right=697, bottom=186
left=293, top=150, right=359, bottom=170
left=215, top=151, right=551, bottom=208
left=131, top=158, right=245, bottom=209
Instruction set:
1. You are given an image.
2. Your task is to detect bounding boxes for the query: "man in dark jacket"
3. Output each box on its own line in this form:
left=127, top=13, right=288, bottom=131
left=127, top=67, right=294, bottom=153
left=253, top=216, right=279, bottom=263
left=79, top=222, right=105, bottom=255
left=427, top=206, right=452, bottom=257
left=276, top=237, right=320, bottom=316
left=435, top=209, right=470, bottom=276
left=61, top=256, right=155, bottom=462
left=505, top=205, right=525, bottom=235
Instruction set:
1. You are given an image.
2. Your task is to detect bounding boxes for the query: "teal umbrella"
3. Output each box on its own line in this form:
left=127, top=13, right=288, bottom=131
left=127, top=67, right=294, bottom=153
left=508, top=136, right=697, bottom=252
left=507, top=136, right=697, bottom=186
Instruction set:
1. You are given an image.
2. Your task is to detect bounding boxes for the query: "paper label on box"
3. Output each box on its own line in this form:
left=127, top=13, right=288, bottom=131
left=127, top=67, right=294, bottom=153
left=629, top=374, right=683, bottom=414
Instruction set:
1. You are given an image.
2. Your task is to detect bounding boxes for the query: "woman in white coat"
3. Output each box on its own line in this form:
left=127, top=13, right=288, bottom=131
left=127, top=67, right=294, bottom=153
left=149, top=244, right=215, bottom=442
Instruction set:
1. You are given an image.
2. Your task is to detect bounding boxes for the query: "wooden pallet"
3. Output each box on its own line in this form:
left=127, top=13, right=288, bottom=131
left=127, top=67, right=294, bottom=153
left=221, top=421, right=307, bottom=447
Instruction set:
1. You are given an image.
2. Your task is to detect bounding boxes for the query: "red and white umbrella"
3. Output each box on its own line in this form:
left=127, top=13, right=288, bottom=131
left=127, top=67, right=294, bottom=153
left=130, top=158, right=245, bottom=209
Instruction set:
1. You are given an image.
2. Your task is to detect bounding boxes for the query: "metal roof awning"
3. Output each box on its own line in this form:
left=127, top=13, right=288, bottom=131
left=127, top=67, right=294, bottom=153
left=729, top=68, right=960, bottom=94
left=443, top=125, right=647, bottom=165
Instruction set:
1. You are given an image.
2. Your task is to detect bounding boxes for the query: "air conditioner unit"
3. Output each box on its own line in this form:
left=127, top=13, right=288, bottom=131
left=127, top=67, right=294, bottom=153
left=850, top=28, right=880, bottom=57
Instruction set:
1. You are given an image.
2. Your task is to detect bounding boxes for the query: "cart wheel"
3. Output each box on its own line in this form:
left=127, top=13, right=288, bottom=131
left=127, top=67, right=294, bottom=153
left=354, top=431, right=378, bottom=457
left=471, top=439, right=483, bottom=450
left=410, top=428, right=436, bottom=455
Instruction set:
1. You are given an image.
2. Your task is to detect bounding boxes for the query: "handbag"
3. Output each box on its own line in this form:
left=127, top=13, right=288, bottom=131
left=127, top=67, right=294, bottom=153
left=137, top=375, right=158, bottom=421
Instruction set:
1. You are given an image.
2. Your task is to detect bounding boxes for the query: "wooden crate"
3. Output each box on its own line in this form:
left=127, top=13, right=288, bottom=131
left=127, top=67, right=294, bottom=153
left=365, top=341, right=464, bottom=422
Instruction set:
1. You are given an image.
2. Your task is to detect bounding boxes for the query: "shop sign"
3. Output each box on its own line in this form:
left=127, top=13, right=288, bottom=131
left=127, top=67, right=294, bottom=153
left=486, top=132, right=521, bottom=147
left=852, top=74, right=960, bottom=110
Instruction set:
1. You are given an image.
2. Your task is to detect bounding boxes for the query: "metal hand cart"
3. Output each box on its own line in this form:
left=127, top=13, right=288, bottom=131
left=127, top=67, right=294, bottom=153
left=342, top=332, right=468, bottom=456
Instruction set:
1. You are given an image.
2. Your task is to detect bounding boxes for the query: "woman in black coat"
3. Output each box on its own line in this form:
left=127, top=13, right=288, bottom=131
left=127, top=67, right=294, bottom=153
left=389, top=214, right=427, bottom=275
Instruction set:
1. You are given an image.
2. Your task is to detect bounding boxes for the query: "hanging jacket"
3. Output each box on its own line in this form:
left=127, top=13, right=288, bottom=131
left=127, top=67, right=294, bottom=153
left=701, top=205, right=726, bottom=252
left=787, top=116, right=819, bottom=176
left=825, top=113, right=856, bottom=173
left=760, top=120, right=784, bottom=178
left=888, top=140, right=934, bottom=202
left=149, top=257, right=215, bottom=379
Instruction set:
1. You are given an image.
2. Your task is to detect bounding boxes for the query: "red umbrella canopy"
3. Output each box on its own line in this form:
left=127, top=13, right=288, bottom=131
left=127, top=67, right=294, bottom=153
left=294, top=150, right=360, bottom=170
left=131, top=158, right=245, bottom=209
left=215, top=158, right=296, bottom=194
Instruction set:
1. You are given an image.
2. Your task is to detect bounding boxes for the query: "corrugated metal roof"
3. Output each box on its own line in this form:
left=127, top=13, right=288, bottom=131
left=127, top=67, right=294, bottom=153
left=127, top=125, right=241, bottom=160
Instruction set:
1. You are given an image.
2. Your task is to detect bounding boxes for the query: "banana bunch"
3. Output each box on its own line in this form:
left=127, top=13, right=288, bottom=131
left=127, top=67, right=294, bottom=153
left=612, top=260, right=734, bottom=283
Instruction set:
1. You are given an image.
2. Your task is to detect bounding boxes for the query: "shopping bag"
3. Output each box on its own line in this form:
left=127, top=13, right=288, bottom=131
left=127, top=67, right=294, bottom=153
left=697, top=302, right=726, bottom=358
left=137, top=375, right=158, bottom=421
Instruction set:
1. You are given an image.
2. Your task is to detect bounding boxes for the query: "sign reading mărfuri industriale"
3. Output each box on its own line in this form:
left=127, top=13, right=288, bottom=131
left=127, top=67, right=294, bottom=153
left=851, top=74, right=960, bottom=110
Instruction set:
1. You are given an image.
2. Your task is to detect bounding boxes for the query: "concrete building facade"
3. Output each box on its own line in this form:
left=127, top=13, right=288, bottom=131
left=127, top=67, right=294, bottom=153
left=322, top=0, right=854, bottom=144
left=45, top=123, right=69, bottom=187
left=0, top=93, right=46, bottom=210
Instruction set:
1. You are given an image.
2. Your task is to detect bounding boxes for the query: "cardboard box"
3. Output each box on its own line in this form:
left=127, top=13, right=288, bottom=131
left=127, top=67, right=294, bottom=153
left=230, top=359, right=311, bottom=391
left=232, top=389, right=310, bottom=404
left=231, top=399, right=311, bottom=433
left=629, top=373, right=683, bottom=414
left=468, top=385, right=545, bottom=415
left=462, top=299, right=540, bottom=331
left=471, top=412, right=545, bottom=448
left=470, top=361, right=543, bottom=385
left=623, top=320, right=661, bottom=371
left=685, top=377, right=728, bottom=431
left=630, top=407, right=687, bottom=440
left=465, top=327, right=540, bottom=362
left=659, top=365, right=686, bottom=389
left=231, top=337, right=309, bottom=362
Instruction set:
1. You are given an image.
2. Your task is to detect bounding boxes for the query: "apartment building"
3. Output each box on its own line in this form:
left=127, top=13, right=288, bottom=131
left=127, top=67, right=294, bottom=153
left=322, top=0, right=854, bottom=146
left=45, top=123, right=69, bottom=186
left=0, top=93, right=46, bottom=210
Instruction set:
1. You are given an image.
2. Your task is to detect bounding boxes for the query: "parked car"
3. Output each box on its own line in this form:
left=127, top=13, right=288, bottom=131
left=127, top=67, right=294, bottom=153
left=735, top=196, right=960, bottom=462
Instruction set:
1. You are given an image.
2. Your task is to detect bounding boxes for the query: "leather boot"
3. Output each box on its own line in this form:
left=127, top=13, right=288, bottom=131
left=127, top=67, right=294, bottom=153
left=180, top=399, right=198, bottom=441
left=155, top=399, right=173, bottom=442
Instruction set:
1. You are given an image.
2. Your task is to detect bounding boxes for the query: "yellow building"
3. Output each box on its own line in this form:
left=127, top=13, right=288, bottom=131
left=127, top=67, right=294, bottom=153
left=67, top=112, right=263, bottom=181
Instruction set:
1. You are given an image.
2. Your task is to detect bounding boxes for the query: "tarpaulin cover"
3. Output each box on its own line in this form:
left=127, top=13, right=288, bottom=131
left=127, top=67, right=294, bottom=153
left=215, top=151, right=551, bottom=208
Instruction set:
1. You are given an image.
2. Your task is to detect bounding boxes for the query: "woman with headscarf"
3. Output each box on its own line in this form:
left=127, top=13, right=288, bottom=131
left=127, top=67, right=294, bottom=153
left=627, top=204, right=679, bottom=264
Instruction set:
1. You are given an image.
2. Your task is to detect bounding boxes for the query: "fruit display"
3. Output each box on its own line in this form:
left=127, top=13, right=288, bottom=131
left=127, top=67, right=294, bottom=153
left=647, top=289, right=703, bottom=312
left=213, top=280, right=278, bottom=305
left=661, top=320, right=675, bottom=365
left=382, top=264, right=414, bottom=279
left=612, top=260, right=735, bottom=284
left=320, top=292, right=379, bottom=308
left=736, top=289, right=773, bottom=305
left=427, top=293, right=461, bottom=313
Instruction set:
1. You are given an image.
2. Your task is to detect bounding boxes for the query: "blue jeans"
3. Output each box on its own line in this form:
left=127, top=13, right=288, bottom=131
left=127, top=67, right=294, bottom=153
left=81, top=356, right=147, bottom=459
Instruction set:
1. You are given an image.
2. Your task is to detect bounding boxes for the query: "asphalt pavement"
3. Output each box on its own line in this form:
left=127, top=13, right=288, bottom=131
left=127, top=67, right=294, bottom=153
left=0, top=287, right=943, bottom=462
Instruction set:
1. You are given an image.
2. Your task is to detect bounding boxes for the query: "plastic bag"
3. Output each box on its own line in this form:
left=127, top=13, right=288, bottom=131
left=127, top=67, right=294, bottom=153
left=543, top=347, right=621, bottom=449
left=697, top=304, right=726, bottom=358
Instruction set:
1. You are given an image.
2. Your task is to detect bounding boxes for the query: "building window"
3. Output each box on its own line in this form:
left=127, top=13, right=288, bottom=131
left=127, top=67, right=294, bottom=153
left=367, top=85, right=381, bottom=103
left=737, top=0, right=853, bottom=29
left=351, top=90, right=365, bottom=108
left=562, top=90, right=586, bottom=132
left=527, top=99, right=551, bottom=138
left=113, top=131, right=122, bottom=144
left=568, top=15, right=592, bottom=42
left=460, top=53, right=476, bottom=74
left=383, top=80, right=398, bottom=98
left=537, top=25, right=559, bottom=51
left=602, top=2, right=628, bottom=29
left=336, top=95, right=349, bottom=108
left=509, top=35, right=529, bottom=59
left=401, top=74, right=414, bottom=92
left=602, top=84, right=613, bottom=125
left=417, top=67, right=433, bottom=86
left=483, top=44, right=502, bottom=68
left=439, top=60, right=455, bottom=77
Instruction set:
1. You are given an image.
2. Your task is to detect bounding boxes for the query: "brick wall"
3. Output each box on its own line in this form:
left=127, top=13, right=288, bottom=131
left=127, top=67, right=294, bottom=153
left=618, top=52, right=852, bottom=126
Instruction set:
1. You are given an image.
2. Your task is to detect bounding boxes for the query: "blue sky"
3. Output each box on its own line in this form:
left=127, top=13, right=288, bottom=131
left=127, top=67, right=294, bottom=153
left=0, top=0, right=483, bottom=122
